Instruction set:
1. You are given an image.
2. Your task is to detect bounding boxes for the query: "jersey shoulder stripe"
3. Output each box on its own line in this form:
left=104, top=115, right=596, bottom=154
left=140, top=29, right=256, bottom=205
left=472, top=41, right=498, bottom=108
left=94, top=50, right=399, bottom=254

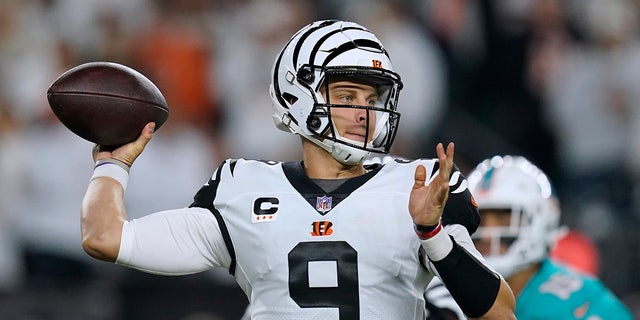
left=189, top=158, right=257, bottom=276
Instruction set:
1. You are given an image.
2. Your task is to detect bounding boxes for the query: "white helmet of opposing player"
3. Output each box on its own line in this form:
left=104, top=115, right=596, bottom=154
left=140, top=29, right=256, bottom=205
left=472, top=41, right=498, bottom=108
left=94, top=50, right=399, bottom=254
left=270, top=20, right=403, bottom=165
left=467, top=155, right=561, bottom=278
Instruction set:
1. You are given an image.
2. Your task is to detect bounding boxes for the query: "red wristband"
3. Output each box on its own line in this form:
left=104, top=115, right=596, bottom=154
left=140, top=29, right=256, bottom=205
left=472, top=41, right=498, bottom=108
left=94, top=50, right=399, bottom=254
left=414, top=220, right=443, bottom=239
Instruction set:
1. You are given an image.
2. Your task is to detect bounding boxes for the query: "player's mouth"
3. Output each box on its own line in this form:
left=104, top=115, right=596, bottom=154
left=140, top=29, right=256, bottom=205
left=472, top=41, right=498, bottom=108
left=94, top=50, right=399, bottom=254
left=343, top=131, right=367, bottom=142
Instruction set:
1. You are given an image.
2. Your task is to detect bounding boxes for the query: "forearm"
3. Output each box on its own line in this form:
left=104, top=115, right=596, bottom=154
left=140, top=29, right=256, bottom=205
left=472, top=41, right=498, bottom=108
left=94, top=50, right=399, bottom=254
left=80, top=123, right=153, bottom=262
left=472, top=279, right=516, bottom=320
left=81, top=177, right=126, bottom=262
left=421, top=225, right=516, bottom=319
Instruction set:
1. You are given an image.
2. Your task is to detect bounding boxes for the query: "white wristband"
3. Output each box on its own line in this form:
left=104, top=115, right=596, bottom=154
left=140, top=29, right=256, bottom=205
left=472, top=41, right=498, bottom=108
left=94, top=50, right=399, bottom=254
left=91, top=162, right=129, bottom=190
left=419, top=227, right=454, bottom=262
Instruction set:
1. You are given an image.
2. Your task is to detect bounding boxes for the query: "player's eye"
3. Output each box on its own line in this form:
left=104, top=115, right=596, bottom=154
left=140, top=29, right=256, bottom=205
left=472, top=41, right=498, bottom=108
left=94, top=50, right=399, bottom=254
left=340, top=95, right=354, bottom=103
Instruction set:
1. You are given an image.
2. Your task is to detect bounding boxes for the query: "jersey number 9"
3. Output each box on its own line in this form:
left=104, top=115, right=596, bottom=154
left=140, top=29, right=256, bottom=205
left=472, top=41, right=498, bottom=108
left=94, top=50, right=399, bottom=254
left=288, top=241, right=359, bottom=319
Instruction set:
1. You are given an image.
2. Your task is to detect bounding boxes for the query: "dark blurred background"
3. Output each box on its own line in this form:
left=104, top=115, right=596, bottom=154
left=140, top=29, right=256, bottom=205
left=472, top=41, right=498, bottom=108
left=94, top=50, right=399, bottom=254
left=1, top=0, right=640, bottom=318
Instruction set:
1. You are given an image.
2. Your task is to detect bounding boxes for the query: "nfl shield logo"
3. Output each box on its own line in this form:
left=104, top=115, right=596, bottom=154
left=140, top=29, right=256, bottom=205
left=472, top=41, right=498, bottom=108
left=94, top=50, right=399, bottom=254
left=316, top=196, right=332, bottom=213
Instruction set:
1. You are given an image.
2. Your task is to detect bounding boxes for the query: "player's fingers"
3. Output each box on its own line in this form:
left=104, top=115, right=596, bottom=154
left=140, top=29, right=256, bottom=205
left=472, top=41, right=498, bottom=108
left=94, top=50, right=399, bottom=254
left=130, top=122, right=155, bottom=153
left=437, top=142, right=454, bottom=178
left=413, top=164, right=427, bottom=189
left=435, top=143, right=447, bottom=176
left=93, top=122, right=155, bottom=159
left=435, top=142, right=445, bottom=162
left=140, top=122, right=156, bottom=141
left=445, top=142, right=454, bottom=168
left=111, top=122, right=155, bottom=166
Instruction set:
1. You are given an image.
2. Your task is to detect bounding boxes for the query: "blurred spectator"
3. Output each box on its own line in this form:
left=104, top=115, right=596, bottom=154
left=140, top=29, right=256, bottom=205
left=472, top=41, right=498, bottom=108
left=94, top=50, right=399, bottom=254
left=0, top=0, right=60, bottom=125
left=0, top=103, right=26, bottom=292
left=130, top=1, right=220, bottom=134
left=47, top=0, right=150, bottom=62
left=0, top=0, right=237, bottom=318
left=11, top=111, right=97, bottom=276
left=421, top=0, right=559, bottom=176
left=213, top=0, right=315, bottom=161
left=542, top=0, right=640, bottom=295
left=0, top=0, right=77, bottom=291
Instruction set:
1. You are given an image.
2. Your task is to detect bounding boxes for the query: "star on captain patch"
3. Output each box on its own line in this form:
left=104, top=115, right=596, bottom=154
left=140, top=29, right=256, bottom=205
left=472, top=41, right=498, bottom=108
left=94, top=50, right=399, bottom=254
left=316, top=195, right=332, bottom=213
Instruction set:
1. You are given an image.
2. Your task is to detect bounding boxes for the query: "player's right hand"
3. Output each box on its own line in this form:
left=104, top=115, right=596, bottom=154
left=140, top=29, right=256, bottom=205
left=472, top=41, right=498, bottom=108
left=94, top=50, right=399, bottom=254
left=92, top=122, right=155, bottom=167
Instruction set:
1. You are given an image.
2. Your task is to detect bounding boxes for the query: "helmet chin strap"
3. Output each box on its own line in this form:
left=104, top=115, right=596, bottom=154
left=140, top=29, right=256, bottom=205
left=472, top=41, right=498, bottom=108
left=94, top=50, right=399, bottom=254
left=299, top=129, right=371, bottom=165
left=327, top=124, right=374, bottom=165
left=330, top=143, right=370, bottom=165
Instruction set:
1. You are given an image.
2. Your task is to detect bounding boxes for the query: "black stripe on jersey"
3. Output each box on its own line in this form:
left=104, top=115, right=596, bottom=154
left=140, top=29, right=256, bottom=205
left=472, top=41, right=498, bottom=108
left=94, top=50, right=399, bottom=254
left=189, top=160, right=238, bottom=276
left=282, top=161, right=381, bottom=215
left=427, top=160, right=440, bottom=181
left=229, top=159, right=238, bottom=176
left=418, top=247, right=429, bottom=272
left=209, top=208, right=236, bottom=276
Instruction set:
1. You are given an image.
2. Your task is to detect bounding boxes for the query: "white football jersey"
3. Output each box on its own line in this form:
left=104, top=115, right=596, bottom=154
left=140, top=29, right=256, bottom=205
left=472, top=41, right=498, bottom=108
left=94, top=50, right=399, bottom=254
left=118, top=158, right=481, bottom=320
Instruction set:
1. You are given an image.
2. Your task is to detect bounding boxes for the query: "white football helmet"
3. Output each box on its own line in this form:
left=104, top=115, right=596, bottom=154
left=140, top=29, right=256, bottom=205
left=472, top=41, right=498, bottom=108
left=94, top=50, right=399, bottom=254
left=270, top=20, right=403, bottom=165
left=467, top=155, right=562, bottom=278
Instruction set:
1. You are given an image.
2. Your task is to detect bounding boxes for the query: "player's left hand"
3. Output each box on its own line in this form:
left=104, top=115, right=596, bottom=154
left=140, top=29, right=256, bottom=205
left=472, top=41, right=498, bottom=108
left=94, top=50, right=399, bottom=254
left=409, top=142, right=454, bottom=226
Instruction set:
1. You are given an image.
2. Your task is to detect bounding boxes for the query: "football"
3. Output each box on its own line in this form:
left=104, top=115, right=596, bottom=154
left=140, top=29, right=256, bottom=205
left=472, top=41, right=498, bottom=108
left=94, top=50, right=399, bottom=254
left=47, top=61, right=169, bottom=147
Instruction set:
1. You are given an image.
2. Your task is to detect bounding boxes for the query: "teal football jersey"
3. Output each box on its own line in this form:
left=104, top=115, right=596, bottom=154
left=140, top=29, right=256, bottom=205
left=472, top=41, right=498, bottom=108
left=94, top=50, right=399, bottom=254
left=516, top=259, right=633, bottom=319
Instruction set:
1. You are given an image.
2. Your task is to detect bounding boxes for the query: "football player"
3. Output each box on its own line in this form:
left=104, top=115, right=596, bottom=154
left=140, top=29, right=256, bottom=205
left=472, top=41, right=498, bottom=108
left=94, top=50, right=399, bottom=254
left=468, top=155, right=632, bottom=319
left=80, top=20, right=515, bottom=319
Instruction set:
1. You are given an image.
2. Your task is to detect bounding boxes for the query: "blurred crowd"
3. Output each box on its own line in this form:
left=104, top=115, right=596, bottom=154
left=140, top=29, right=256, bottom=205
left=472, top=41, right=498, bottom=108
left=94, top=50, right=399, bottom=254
left=1, top=0, right=640, bottom=318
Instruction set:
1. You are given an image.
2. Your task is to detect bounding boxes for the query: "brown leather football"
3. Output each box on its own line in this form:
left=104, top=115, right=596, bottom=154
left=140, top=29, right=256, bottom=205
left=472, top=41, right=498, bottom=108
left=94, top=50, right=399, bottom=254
left=47, top=61, right=169, bottom=147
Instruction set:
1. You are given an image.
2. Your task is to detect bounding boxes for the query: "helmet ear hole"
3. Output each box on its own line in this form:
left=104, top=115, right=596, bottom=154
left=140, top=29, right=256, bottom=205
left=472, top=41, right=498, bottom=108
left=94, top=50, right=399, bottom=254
left=282, top=92, right=298, bottom=105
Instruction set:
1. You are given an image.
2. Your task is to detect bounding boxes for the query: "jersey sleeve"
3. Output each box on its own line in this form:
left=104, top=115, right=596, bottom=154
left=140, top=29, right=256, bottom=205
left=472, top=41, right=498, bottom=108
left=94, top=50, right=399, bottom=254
left=116, top=206, right=231, bottom=275
left=441, top=164, right=481, bottom=235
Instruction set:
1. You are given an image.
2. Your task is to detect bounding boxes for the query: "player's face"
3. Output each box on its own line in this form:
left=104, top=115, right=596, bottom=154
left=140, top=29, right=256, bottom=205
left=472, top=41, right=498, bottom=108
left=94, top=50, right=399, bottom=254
left=473, top=209, right=512, bottom=256
left=323, top=81, right=378, bottom=143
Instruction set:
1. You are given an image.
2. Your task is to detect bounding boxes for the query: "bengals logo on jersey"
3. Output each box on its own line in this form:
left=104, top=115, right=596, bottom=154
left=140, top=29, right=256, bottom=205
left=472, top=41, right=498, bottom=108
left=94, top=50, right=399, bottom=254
left=311, top=221, right=334, bottom=236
